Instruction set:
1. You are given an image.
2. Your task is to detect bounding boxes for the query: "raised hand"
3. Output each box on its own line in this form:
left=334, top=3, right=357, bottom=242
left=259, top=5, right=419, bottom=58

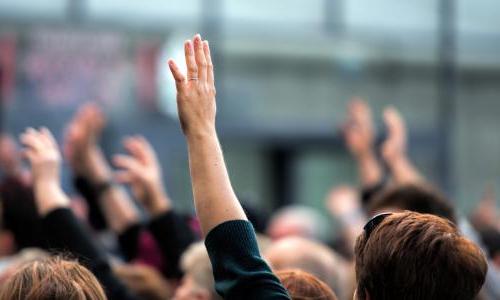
left=381, top=107, right=407, bottom=163
left=63, top=103, right=110, bottom=183
left=470, top=184, right=499, bottom=230
left=343, top=98, right=376, bottom=158
left=20, top=128, right=69, bottom=215
left=168, top=34, right=216, bottom=138
left=381, top=107, right=423, bottom=184
left=325, top=185, right=361, bottom=217
left=113, top=136, right=171, bottom=216
left=343, top=98, right=382, bottom=188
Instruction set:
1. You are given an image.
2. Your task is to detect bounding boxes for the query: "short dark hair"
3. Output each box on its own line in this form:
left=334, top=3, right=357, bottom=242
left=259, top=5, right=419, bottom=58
left=368, top=184, right=457, bottom=223
left=354, top=212, right=487, bottom=300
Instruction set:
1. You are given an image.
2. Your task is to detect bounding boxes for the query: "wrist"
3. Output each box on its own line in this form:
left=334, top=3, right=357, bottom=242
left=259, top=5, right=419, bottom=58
left=387, top=154, right=410, bottom=170
left=33, top=181, right=69, bottom=216
left=85, top=147, right=113, bottom=183
left=145, top=183, right=172, bottom=216
left=185, top=126, right=217, bottom=143
left=356, top=150, right=377, bottom=162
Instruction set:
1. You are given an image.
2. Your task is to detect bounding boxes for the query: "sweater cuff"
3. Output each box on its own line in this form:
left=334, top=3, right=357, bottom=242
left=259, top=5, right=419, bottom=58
left=205, top=220, right=259, bottom=260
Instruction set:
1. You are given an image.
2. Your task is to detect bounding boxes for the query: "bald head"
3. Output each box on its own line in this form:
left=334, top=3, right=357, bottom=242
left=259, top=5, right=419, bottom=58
left=265, top=237, right=353, bottom=299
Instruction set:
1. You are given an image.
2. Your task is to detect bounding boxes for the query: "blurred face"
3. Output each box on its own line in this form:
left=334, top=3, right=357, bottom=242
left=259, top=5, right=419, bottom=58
left=174, top=274, right=211, bottom=300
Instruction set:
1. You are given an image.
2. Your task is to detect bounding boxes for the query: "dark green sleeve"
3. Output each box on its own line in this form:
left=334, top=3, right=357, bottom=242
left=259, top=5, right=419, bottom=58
left=205, top=220, right=290, bottom=300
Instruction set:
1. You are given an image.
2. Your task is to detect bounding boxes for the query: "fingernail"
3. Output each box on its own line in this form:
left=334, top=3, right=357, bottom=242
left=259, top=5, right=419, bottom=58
left=185, top=40, right=192, bottom=55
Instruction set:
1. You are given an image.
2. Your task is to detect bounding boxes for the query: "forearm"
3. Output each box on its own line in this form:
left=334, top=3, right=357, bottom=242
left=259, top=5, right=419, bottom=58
left=34, top=181, right=70, bottom=216
left=387, top=156, right=423, bottom=185
left=186, top=131, right=246, bottom=236
left=143, top=181, right=172, bottom=217
left=355, top=152, right=383, bottom=188
left=74, top=176, right=108, bottom=230
left=85, top=148, right=140, bottom=234
left=99, top=186, right=140, bottom=234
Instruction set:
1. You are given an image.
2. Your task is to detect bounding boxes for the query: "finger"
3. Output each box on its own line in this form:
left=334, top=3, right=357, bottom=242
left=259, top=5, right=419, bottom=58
left=123, top=137, right=148, bottom=163
left=351, top=98, right=371, bottom=124
left=184, top=40, right=198, bottom=81
left=203, top=40, right=214, bottom=85
left=384, top=107, right=406, bottom=141
left=193, top=34, right=207, bottom=82
left=114, top=170, right=134, bottom=184
left=40, top=127, right=58, bottom=149
left=20, top=129, right=44, bottom=152
left=168, top=59, right=186, bottom=89
left=85, top=105, right=105, bottom=136
left=113, top=154, right=142, bottom=175
left=134, top=136, right=156, bottom=162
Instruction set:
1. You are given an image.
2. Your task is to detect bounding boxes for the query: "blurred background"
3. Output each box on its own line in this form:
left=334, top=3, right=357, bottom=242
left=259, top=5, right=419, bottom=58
left=0, top=0, right=499, bottom=217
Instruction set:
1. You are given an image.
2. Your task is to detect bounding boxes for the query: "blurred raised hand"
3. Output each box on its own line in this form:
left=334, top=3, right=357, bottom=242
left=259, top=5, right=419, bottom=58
left=343, top=99, right=383, bottom=188
left=20, top=128, right=69, bottom=215
left=470, top=183, right=499, bottom=231
left=325, top=185, right=366, bottom=254
left=325, top=185, right=362, bottom=218
left=114, top=136, right=171, bottom=216
left=381, top=107, right=407, bottom=163
left=63, top=103, right=110, bottom=183
left=64, top=103, right=139, bottom=233
left=381, top=107, right=423, bottom=184
left=344, top=98, right=376, bottom=157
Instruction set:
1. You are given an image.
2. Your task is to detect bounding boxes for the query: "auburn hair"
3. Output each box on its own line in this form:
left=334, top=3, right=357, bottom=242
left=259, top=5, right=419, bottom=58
left=354, top=211, right=487, bottom=300
left=0, top=256, right=107, bottom=300
left=276, top=269, right=337, bottom=300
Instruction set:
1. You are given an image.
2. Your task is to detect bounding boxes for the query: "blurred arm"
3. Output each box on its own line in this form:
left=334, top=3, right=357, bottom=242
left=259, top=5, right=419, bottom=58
left=64, top=104, right=140, bottom=234
left=113, top=135, right=196, bottom=277
left=20, top=127, right=138, bottom=300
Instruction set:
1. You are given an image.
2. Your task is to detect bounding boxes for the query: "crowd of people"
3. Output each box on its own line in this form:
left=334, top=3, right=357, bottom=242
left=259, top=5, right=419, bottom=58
left=0, top=33, right=498, bottom=299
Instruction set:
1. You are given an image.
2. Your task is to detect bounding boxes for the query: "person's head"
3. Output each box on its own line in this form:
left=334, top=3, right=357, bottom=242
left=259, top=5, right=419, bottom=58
left=174, top=242, right=221, bottom=300
left=368, top=184, right=457, bottom=223
left=276, top=269, right=337, bottom=300
left=354, top=211, right=487, bottom=300
left=478, top=226, right=500, bottom=268
left=267, top=205, right=329, bottom=241
left=0, top=256, right=107, bottom=300
left=114, top=263, right=172, bottom=300
left=265, top=237, right=352, bottom=300
left=0, top=248, right=49, bottom=284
